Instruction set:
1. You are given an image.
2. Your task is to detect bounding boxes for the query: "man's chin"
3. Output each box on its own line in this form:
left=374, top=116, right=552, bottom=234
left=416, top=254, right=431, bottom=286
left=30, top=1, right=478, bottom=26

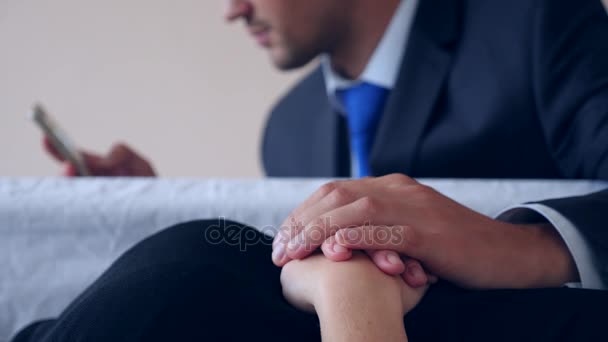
left=269, top=49, right=317, bottom=71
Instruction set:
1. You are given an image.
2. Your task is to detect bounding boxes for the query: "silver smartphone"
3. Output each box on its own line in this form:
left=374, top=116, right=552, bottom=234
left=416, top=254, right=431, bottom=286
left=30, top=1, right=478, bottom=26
left=31, top=104, right=91, bottom=176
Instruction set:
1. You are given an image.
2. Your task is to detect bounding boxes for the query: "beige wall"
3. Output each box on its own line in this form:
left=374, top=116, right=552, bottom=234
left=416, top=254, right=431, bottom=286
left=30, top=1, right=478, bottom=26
left=0, top=0, right=306, bottom=177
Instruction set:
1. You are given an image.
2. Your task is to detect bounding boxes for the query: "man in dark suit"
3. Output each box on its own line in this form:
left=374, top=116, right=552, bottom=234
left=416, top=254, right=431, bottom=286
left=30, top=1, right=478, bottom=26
left=37, top=0, right=608, bottom=340
left=251, top=0, right=608, bottom=290
left=232, top=0, right=608, bottom=337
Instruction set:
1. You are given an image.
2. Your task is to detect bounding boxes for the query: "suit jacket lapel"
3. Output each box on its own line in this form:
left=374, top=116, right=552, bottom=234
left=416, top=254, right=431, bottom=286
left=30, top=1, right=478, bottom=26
left=370, top=0, right=463, bottom=176
left=308, top=68, right=350, bottom=177
left=311, top=103, right=345, bottom=177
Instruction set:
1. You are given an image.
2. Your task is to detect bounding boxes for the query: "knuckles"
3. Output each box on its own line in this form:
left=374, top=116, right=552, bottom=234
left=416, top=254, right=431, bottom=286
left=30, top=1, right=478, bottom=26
left=111, top=142, right=132, bottom=155
left=412, top=184, right=438, bottom=201
left=273, top=227, right=291, bottom=244
left=394, top=183, right=437, bottom=201
left=383, top=173, right=414, bottom=186
left=318, top=181, right=339, bottom=198
left=355, top=196, right=379, bottom=217
left=280, top=214, right=303, bottom=233
left=325, top=187, right=354, bottom=207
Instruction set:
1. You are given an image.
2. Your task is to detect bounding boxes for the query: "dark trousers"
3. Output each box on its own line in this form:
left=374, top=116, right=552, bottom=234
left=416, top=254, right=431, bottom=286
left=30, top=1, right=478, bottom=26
left=13, top=220, right=608, bottom=342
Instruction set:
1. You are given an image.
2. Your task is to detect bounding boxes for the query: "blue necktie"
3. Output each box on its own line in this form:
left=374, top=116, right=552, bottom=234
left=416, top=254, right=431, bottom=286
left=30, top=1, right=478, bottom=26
left=337, top=82, right=390, bottom=178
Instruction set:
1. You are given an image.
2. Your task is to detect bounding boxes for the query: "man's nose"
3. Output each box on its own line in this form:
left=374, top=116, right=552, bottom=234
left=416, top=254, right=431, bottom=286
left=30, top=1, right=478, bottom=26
left=225, top=0, right=253, bottom=22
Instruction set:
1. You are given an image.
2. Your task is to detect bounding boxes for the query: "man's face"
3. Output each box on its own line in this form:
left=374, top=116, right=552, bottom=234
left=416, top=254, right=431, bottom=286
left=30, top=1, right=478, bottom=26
left=226, top=0, right=348, bottom=70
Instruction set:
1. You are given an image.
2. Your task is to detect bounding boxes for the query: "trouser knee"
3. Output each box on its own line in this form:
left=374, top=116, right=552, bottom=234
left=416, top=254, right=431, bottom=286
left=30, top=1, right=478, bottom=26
left=118, top=219, right=272, bottom=269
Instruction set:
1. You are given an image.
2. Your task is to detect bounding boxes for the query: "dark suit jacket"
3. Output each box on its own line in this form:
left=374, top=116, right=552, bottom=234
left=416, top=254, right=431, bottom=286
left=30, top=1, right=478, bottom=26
left=262, top=0, right=608, bottom=284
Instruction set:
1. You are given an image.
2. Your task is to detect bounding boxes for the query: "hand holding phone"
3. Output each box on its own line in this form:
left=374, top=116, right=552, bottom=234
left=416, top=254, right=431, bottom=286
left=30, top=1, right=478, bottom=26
left=31, top=104, right=91, bottom=176
left=32, top=104, right=156, bottom=177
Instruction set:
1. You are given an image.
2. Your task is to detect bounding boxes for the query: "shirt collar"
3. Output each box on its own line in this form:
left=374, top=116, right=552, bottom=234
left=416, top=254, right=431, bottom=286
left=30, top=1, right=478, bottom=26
left=322, top=0, right=419, bottom=110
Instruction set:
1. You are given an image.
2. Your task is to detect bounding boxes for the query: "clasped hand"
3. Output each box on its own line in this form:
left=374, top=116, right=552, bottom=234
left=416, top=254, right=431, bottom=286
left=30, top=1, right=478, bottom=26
left=274, top=174, right=578, bottom=290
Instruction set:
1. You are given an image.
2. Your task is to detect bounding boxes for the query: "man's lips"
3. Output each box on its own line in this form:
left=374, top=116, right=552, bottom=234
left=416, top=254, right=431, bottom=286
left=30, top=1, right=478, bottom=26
left=249, top=27, right=271, bottom=47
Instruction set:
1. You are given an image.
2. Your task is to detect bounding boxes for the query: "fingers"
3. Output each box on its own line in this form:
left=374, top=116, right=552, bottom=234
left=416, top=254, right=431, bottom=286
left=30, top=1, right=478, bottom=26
left=82, top=144, right=156, bottom=177
left=273, top=215, right=306, bottom=250
left=78, top=152, right=106, bottom=174
left=106, top=144, right=155, bottom=176
left=43, top=136, right=66, bottom=162
left=320, top=234, right=437, bottom=290
left=321, top=236, right=352, bottom=262
left=106, top=144, right=139, bottom=175
left=44, top=137, right=155, bottom=177
left=335, top=224, right=432, bottom=287
left=63, top=163, right=78, bottom=177
left=275, top=181, right=347, bottom=246
left=366, top=250, right=406, bottom=275
left=283, top=197, right=386, bottom=262
left=273, top=181, right=354, bottom=265
left=273, top=214, right=310, bottom=265
left=334, top=224, right=419, bottom=257
left=320, top=241, right=435, bottom=289
left=274, top=174, right=418, bottom=266
left=366, top=251, right=436, bottom=288
left=45, top=136, right=92, bottom=177
left=58, top=153, right=107, bottom=177
left=401, top=258, right=430, bottom=288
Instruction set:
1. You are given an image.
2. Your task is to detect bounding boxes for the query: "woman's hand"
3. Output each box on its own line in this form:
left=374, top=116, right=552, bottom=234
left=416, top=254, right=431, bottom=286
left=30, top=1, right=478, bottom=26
left=280, top=253, right=428, bottom=316
left=280, top=253, right=429, bottom=341
left=279, top=253, right=327, bottom=313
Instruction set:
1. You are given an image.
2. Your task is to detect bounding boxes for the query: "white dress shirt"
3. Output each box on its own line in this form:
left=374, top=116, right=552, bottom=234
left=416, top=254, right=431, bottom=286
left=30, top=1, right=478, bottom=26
left=320, top=0, right=605, bottom=290
left=321, top=0, right=419, bottom=111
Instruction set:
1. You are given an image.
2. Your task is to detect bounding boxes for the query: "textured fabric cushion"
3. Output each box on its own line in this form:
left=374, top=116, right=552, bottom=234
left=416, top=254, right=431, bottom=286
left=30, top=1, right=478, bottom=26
left=1, top=178, right=606, bottom=340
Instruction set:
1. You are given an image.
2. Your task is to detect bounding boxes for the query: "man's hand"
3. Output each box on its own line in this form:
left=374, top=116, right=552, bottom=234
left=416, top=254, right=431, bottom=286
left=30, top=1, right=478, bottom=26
left=273, top=175, right=436, bottom=288
left=43, top=137, right=156, bottom=177
left=274, top=174, right=579, bottom=289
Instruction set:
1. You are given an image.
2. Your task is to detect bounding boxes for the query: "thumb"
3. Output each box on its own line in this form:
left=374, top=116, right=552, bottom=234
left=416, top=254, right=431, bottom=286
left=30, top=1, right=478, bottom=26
left=42, top=136, right=66, bottom=162
left=321, top=235, right=353, bottom=262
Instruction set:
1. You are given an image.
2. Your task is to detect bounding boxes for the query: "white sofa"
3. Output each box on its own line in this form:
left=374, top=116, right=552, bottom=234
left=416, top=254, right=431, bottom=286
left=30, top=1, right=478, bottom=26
left=1, top=178, right=606, bottom=341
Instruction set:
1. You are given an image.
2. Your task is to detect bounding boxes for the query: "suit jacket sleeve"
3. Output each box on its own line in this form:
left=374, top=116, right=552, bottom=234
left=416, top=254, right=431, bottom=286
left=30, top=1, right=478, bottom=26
left=523, top=0, right=608, bottom=286
left=538, top=191, right=608, bottom=288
